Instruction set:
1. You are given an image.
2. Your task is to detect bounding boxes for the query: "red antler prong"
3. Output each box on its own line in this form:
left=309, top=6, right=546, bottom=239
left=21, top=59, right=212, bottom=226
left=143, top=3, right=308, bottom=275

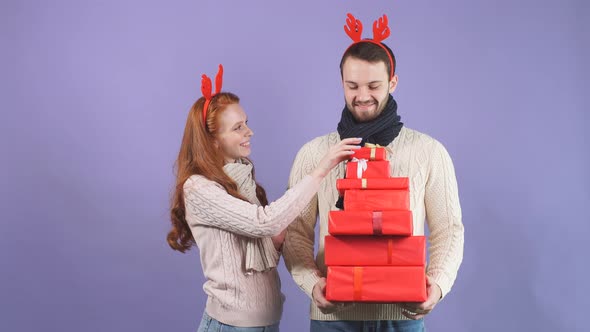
left=201, top=74, right=212, bottom=100
left=344, top=13, right=363, bottom=42
left=372, top=14, right=390, bottom=43
left=214, top=64, right=223, bottom=95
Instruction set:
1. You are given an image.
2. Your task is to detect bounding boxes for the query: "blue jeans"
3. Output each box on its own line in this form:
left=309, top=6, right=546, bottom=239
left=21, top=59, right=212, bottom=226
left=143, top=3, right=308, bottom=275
left=197, top=312, right=280, bottom=332
left=310, top=319, right=425, bottom=332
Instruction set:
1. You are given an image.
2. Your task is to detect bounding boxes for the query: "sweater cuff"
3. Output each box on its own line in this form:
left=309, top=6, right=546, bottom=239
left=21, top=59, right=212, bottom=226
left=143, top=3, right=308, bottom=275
left=427, top=269, right=453, bottom=300
left=300, top=271, right=322, bottom=299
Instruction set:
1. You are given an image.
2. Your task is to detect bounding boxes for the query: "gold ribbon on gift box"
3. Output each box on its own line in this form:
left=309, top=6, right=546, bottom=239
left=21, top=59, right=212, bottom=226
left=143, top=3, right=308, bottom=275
left=363, top=143, right=393, bottom=160
left=364, top=143, right=381, bottom=160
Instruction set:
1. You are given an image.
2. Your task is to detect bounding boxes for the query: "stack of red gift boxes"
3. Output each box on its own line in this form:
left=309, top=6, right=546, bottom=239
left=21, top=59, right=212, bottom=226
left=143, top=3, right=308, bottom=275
left=325, top=146, right=427, bottom=302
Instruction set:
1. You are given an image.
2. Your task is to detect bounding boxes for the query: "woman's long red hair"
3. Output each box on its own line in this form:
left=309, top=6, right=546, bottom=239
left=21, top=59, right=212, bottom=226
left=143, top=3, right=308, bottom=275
left=167, top=92, right=268, bottom=252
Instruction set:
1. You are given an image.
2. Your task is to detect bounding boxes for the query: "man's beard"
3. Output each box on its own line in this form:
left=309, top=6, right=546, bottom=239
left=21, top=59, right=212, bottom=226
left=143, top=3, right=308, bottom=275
left=347, top=94, right=389, bottom=122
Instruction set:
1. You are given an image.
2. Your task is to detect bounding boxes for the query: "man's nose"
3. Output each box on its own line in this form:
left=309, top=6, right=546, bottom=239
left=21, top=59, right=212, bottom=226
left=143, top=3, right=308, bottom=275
left=357, top=87, right=371, bottom=102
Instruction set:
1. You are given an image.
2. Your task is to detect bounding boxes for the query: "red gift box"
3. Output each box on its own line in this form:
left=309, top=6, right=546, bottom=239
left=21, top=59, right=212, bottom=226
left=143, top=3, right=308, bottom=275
left=350, top=146, right=387, bottom=161
left=336, top=177, right=409, bottom=196
left=324, top=235, right=426, bottom=266
left=326, top=266, right=427, bottom=302
left=344, top=190, right=410, bottom=211
left=345, top=160, right=390, bottom=179
left=328, top=210, right=413, bottom=236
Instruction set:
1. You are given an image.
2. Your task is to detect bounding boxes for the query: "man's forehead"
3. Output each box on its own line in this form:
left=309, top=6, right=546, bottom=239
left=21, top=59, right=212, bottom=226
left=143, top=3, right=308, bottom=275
left=344, top=79, right=384, bottom=85
left=343, top=70, right=388, bottom=84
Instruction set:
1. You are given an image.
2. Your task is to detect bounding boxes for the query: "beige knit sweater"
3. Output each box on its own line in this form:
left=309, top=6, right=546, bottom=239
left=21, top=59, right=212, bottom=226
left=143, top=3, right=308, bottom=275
left=283, top=127, right=464, bottom=321
left=183, top=168, right=320, bottom=327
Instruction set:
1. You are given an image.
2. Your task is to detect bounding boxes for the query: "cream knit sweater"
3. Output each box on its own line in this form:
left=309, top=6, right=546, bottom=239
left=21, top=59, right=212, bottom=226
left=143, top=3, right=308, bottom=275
left=184, top=171, right=320, bottom=327
left=283, top=127, right=464, bottom=321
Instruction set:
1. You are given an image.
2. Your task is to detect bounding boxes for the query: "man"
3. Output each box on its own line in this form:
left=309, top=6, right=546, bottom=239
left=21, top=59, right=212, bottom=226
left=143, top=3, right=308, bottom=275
left=283, top=14, right=464, bottom=331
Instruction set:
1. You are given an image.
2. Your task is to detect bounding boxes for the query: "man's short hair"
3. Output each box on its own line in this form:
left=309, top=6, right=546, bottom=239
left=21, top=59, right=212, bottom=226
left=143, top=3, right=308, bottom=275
left=339, top=41, right=396, bottom=79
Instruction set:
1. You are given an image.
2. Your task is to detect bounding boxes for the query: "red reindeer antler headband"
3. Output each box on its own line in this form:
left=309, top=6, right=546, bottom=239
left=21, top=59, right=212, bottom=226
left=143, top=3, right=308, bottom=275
left=200, top=64, right=224, bottom=127
left=344, top=13, right=395, bottom=79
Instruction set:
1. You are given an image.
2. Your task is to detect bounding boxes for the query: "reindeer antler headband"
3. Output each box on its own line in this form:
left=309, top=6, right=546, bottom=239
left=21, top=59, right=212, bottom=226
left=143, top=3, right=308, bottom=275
left=200, top=64, right=224, bottom=127
left=344, top=13, right=395, bottom=79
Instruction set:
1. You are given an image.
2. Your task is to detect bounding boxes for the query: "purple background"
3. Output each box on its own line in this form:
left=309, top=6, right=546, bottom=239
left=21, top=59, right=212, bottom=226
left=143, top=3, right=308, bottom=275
left=2, top=0, right=588, bottom=331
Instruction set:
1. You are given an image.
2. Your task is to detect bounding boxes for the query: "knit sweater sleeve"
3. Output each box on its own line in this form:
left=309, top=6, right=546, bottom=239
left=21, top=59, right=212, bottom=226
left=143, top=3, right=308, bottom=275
left=424, top=141, right=464, bottom=298
left=183, top=174, right=320, bottom=238
left=283, top=141, right=323, bottom=299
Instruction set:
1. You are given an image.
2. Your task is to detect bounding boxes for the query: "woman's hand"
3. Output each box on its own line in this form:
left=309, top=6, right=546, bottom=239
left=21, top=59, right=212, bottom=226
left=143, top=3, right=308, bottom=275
left=311, top=138, right=362, bottom=179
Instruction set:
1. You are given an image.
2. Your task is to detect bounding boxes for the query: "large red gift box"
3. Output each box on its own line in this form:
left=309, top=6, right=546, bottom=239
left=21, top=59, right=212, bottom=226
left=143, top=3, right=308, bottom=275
left=336, top=178, right=409, bottom=196
left=326, top=266, right=427, bottom=302
left=350, top=146, right=387, bottom=161
left=324, top=235, right=425, bottom=266
left=328, top=210, right=413, bottom=236
left=344, top=190, right=410, bottom=211
left=345, top=160, right=390, bottom=179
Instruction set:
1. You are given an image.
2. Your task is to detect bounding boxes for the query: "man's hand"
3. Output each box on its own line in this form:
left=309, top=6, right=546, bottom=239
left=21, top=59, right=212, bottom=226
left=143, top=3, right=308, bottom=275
left=399, top=276, right=442, bottom=320
left=312, top=277, right=351, bottom=314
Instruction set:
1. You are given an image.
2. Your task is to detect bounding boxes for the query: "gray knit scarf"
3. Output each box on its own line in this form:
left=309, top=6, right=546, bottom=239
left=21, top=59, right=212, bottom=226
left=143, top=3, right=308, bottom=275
left=223, top=160, right=279, bottom=273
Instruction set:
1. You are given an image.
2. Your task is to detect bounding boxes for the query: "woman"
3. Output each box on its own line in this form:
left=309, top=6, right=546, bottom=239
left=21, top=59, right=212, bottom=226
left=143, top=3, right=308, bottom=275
left=167, top=65, right=360, bottom=331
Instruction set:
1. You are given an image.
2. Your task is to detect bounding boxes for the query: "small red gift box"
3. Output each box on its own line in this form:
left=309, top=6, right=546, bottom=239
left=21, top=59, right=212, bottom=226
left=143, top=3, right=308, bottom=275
left=324, top=235, right=426, bottom=266
left=344, top=190, right=410, bottom=211
left=326, top=266, right=427, bottom=302
left=336, top=177, right=409, bottom=196
left=350, top=146, right=387, bottom=161
left=345, top=160, right=390, bottom=179
left=328, top=210, right=413, bottom=236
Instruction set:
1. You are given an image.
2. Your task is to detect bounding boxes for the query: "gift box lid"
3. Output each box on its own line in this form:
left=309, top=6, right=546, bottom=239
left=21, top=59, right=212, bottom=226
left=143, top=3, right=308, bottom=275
left=324, top=235, right=426, bottom=266
left=350, top=146, right=387, bottom=161
left=328, top=210, right=413, bottom=236
left=337, top=178, right=409, bottom=195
